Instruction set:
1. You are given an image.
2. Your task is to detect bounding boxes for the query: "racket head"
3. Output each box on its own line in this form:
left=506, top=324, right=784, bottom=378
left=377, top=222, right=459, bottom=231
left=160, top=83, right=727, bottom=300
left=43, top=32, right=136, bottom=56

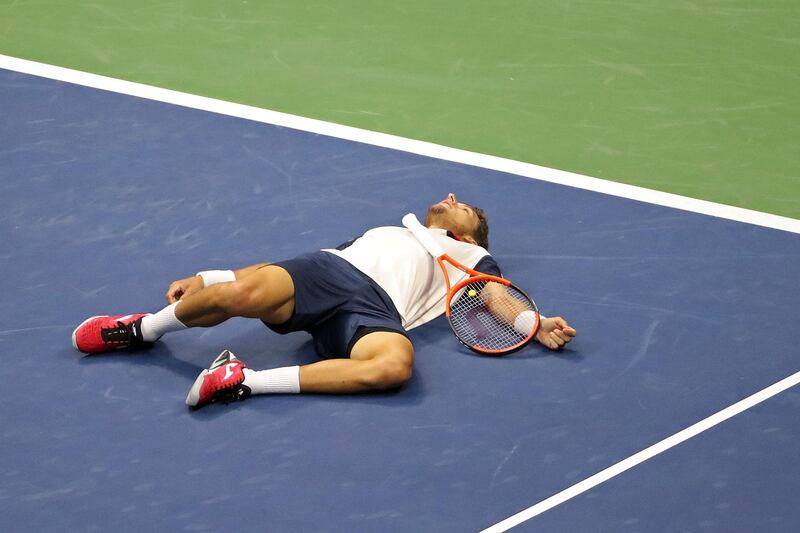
left=446, top=275, right=539, bottom=356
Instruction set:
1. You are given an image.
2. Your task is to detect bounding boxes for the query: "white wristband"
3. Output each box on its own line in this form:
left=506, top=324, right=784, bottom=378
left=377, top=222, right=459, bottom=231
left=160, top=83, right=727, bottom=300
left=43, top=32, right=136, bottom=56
left=514, top=310, right=538, bottom=335
left=196, top=270, right=236, bottom=287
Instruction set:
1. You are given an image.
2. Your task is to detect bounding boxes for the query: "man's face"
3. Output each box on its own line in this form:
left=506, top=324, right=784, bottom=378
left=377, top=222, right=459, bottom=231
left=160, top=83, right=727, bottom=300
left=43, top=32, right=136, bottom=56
left=425, top=193, right=480, bottom=241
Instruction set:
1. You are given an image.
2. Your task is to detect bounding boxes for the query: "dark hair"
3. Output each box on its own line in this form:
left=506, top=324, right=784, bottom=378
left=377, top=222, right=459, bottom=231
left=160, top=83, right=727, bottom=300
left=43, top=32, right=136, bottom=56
left=468, top=204, right=489, bottom=250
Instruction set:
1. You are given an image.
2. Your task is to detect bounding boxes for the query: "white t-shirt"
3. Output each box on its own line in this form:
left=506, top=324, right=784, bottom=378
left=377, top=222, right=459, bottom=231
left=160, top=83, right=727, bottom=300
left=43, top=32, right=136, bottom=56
left=323, top=224, right=500, bottom=330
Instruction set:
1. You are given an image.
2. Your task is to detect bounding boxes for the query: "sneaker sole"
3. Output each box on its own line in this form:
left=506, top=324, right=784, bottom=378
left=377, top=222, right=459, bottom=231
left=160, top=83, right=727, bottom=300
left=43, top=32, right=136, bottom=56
left=71, top=315, right=105, bottom=353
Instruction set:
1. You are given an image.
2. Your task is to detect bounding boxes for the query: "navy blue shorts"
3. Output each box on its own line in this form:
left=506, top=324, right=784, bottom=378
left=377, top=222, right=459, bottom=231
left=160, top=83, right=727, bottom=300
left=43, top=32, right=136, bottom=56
left=264, top=251, right=408, bottom=358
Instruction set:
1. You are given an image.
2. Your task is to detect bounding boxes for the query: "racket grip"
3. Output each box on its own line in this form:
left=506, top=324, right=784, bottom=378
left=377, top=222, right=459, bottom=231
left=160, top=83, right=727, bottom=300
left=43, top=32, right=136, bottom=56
left=402, top=213, right=445, bottom=257
left=513, top=310, right=538, bottom=335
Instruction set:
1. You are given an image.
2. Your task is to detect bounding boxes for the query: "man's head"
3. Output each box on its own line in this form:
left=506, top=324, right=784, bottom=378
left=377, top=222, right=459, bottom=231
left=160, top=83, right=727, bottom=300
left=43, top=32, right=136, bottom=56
left=425, top=193, right=490, bottom=249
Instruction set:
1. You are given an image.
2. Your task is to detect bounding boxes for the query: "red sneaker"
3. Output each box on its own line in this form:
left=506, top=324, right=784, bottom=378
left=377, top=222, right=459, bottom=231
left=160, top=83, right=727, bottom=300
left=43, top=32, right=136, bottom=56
left=72, top=314, right=151, bottom=354
left=185, top=350, right=251, bottom=408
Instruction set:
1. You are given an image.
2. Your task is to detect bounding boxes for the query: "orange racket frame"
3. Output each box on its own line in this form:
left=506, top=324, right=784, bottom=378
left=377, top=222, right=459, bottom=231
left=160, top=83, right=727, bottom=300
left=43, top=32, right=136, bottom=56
left=402, top=213, right=540, bottom=355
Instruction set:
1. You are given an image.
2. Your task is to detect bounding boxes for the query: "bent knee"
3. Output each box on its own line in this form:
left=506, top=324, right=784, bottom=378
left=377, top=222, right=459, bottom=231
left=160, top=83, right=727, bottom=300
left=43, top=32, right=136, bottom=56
left=364, top=351, right=414, bottom=390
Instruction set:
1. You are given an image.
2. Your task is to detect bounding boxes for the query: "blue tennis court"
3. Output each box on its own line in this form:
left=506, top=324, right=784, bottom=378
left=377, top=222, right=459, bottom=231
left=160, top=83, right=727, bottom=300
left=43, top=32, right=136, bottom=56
left=1, top=67, right=798, bottom=532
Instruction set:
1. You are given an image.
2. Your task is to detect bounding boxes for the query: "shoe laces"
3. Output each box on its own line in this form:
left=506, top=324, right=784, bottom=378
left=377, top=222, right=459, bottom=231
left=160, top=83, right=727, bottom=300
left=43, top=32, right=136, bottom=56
left=100, top=318, right=143, bottom=346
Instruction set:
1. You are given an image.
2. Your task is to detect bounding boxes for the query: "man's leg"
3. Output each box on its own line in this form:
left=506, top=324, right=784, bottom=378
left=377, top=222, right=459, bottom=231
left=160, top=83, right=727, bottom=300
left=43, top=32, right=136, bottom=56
left=172, top=265, right=295, bottom=327
left=296, top=331, right=413, bottom=393
left=189, top=331, right=414, bottom=407
left=246, top=330, right=413, bottom=396
left=73, top=265, right=295, bottom=354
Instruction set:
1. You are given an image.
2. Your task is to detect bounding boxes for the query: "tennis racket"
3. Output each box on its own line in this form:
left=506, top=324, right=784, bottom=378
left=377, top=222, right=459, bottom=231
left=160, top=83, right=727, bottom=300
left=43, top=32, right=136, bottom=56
left=402, top=213, right=540, bottom=355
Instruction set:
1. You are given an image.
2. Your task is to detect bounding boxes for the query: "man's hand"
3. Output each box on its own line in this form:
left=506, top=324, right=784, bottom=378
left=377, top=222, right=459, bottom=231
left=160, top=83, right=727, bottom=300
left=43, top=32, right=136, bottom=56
left=535, top=316, right=577, bottom=350
left=166, top=276, right=204, bottom=304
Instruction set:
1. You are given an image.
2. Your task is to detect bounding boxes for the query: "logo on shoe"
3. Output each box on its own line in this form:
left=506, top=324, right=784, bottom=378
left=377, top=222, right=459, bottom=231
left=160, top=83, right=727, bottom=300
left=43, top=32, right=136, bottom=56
left=223, top=363, right=237, bottom=380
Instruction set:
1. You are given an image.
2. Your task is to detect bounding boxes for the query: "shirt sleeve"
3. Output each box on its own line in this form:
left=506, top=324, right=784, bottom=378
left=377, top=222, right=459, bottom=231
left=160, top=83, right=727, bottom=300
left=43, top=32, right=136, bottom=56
left=474, top=255, right=502, bottom=277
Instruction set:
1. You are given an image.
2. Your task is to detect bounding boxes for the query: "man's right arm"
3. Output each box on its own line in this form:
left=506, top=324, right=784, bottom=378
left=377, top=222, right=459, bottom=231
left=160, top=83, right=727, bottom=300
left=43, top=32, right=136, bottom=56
left=165, top=263, right=270, bottom=303
left=233, top=263, right=271, bottom=278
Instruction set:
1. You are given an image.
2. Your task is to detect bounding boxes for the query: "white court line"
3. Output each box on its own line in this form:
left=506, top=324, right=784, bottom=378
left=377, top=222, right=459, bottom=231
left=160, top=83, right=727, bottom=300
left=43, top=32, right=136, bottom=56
left=480, top=370, right=800, bottom=532
left=2, top=53, right=800, bottom=529
left=1, top=53, right=799, bottom=235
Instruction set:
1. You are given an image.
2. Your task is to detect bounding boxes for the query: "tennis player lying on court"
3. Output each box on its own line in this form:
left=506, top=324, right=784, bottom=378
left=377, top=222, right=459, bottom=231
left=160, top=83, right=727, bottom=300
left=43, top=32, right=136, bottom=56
left=72, top=193, right=576, bottom=408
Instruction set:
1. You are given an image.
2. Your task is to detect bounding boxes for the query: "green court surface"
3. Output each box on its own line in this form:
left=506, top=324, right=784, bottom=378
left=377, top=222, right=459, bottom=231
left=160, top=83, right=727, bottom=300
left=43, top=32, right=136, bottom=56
left=1, top=1, right=798, bottom=218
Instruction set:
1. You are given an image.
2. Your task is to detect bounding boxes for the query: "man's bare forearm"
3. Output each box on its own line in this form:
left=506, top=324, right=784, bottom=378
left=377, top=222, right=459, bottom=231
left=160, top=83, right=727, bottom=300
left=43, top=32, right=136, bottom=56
left=481, top=281, right=528, bottom=325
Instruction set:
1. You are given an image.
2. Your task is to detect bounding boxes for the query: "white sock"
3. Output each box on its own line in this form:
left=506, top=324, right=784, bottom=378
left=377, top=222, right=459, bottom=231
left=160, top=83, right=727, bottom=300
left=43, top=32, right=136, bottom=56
left=243, top=366, right=301, bottom=394
left=139, top=302, right=187, bottom=342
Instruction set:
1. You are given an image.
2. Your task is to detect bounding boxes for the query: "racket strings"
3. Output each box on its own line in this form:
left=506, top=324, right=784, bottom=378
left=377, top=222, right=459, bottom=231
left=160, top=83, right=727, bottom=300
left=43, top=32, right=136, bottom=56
left=449, top=280, right=536, bottom=351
